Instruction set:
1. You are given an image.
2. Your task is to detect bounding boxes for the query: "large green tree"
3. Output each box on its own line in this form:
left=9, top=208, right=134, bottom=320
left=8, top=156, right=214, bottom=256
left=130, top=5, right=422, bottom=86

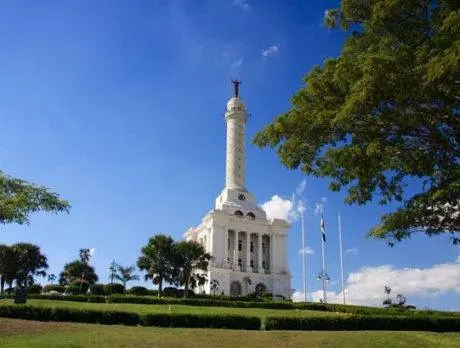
left=13, top=243, right=48, bottom=287
left=137, top=235, right=175, bottom=297
left=59, top=260, right=98, bottom=285
left=254, top=0, right=459, bottom=245
left=173, top=241, right=210, bottom=298
left=0, top=171, right=70, bottom=225
left=0, top=245, right=18, bottom=293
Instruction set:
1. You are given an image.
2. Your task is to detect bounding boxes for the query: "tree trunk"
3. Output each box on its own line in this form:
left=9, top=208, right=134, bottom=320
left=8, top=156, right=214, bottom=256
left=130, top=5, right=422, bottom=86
left=184, top=279, right=189, bottom=298
left=0, top=277, right=4, bottom=294
left=158, top=279, right=163, bottom=298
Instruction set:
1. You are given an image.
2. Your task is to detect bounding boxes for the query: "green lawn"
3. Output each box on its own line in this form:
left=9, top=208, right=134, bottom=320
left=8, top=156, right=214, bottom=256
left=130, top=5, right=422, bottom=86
left=0, top=299, right=333, bottom=319
left=1, top=318, right=459, bottom=348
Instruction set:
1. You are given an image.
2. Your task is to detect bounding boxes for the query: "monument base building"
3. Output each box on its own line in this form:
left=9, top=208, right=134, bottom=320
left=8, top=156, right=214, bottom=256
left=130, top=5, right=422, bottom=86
left=184, top=81, right=290, bottom=297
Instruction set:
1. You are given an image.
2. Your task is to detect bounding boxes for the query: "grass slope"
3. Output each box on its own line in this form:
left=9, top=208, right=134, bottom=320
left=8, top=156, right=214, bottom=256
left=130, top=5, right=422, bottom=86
left=0, top=299, right=333, bottom=319
left=1, top=318, right=459, bottom=348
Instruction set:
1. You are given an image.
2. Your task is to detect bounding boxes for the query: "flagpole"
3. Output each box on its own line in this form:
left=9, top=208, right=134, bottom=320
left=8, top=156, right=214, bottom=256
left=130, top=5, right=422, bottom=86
left=301, top=207, right=307, bottom=302
left=338, top=213, right=345, bottom=305
left=321, top=208, right=327, bottom=303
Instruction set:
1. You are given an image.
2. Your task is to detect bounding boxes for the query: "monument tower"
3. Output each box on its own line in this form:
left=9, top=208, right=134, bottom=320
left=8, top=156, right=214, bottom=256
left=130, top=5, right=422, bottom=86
left=184, top=81, right=290, bottom=297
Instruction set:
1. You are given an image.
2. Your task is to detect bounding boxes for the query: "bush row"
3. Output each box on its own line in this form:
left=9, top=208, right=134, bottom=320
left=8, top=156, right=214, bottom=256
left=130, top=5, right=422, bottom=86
left=265, top=315, right=460, bottom=332
left=293, top=302, right=460, bottom=318
left=106, top=295, right=294, bottom=309
left=0, top=304, right=260, bottom=330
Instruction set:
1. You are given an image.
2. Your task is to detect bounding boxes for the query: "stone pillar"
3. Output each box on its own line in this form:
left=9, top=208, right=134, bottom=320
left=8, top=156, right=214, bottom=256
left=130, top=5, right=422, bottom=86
left=269, top=235, right=274, bottom=273
left=246, top=232, right=251, bottom=272
left=258, top=233, right=263, bottom=273
left=223, top=228, right=228, bottom=268
left=233, top=230, right=239, bottom=269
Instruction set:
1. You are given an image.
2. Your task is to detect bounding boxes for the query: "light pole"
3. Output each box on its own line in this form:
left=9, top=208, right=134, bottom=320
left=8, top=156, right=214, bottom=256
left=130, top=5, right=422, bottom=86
left=317, top=271, right=330, bottom=303
left=109, top=260, right=117, bottom=296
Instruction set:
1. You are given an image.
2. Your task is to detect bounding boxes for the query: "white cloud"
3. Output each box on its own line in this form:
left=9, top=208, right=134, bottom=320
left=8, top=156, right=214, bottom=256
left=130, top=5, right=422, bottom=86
left=89, top=248, right=96, bottom=257
left=296, top=179, right=306, bottom=196
left=233, top=0, right=250, bottom=10
left=261, top=195, right=297, bottom=222
left=261, top=45, right=279, bottom=59
left=301, top=262, right=460, bottom=307
left=299, top=246, right=315, bottom=255
left=345, top=247, right=359, bottom=255
left=456, top=255, right=460, bottom=264
left=314, top=197, right=328, bottom=216
left=230, top=58, right=242, bottom=69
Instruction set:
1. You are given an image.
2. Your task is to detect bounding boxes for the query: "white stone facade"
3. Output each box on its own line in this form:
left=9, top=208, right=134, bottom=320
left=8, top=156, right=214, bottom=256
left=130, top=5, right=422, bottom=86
left=184, top=85, right=290, bottom=297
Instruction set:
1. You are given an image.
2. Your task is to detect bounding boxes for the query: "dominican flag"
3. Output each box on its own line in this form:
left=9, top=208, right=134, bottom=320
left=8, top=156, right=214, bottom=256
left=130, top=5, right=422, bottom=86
left=320, top=213, right=326, bottom=243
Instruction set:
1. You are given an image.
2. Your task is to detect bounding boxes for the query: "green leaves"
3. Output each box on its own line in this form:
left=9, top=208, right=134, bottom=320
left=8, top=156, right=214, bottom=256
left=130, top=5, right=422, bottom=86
left=0, top=171, right=70, bottom=225
left=254, top=0, right=459, bottom=245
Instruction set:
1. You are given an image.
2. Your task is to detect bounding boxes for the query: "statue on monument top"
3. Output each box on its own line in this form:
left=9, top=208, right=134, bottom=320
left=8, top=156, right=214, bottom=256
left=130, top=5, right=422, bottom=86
left=231, top=79, right=242, bottom=98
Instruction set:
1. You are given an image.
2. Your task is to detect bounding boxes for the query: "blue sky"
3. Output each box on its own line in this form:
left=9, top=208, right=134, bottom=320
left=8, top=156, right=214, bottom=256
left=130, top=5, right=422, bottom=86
left=1, top=0, right=458, bottom=310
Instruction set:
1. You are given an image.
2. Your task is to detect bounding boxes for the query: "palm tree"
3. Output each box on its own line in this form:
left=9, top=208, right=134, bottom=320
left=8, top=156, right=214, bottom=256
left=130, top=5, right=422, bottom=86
left=59, top=261, right=98, bottom=285
left=173, top=241, right=211, bottom=298
left=242, top=277, right=251, bottom=295
left=0, top=245, right=17, bottom=294
left=137, top=235, right=176, bottom=298
left=47, top=274, right=56, bottom=284
left=13, top=243, right=48, bottom=287
left=210, top=279, right=219, bottom=297
left=396, top=293, right=406, bottom=306
left=114, top=265, right=139, bottom=292
left=79, top=248, right=91, bottom=292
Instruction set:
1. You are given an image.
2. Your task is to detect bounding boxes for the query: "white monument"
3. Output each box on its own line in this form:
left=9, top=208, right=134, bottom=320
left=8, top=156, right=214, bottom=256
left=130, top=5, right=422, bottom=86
left=184, top=81, right=290, bottom=297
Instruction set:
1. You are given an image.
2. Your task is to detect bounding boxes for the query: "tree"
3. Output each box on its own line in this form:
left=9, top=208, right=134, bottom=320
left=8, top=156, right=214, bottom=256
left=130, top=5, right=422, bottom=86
left=396, top=293, right=407, bottom=306
left=0, top=245, right=18, bottom=293
left=383, top=285, right=392, bottom=306
left=0, top=171, right=70, bottom=225
left=137, top=235, right=176, bottom=297
left=59, top=260, right=98, bottom=285
left=78, top=248, right=92, bottom=293
left=173, top=241, right=211, bottom=298
left=47, top=274, right=56, bottom=284
left=254, top=0, right=460, bottom=245
left=12, top=243, right=48, bottom=287
left=210, top=279, right=220, bottom=297
left=114, top=264, right=139, bottom=292
left=242, top=276, right=251, bottom=295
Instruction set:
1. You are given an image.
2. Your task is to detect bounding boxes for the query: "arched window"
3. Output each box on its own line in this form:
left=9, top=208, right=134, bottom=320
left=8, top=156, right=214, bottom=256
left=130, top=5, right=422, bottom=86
left=247, top=212, right=255, bottom=219
left=234, top=210, right=243, bottom=216
left=255, top=283, right=267, bottom=296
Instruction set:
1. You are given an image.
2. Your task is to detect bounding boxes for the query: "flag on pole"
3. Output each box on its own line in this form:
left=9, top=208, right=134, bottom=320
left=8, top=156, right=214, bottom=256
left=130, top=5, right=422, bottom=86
left=320, top=213, right=326, bottom=242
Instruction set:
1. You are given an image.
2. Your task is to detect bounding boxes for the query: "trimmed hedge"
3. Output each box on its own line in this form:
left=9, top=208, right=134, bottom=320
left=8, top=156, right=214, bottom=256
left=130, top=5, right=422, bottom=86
left=42, top=285, right=65, bottom=293
left=104, top=283, right=124, bottom=295
left=106, top=295, right=294, bottom=310
left=89, top=284, right=105, bottom=295
left=294, top=302, right=460, bottom=318
left=28, top=294, right=106, bottom=303
left=140, top=313, right=260, bottom=330
left=0, top=304, right=261, bottom=330
left=0, top=304, right=138, bottom=326
left=27, top=284, right=42, bottom=294
left=265, top=315, right=460, bottom=332
left=128, top=286, right=149, bottom=296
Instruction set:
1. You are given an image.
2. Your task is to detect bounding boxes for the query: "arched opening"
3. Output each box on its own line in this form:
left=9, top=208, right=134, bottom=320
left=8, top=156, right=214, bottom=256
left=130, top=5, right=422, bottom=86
left=230, top=281, right=242, bottom=297
left=247, top=212, right=255, bottom=219
left=234, top=210, right=243, bottom=216
left=255, top=283, right=267, bottom=296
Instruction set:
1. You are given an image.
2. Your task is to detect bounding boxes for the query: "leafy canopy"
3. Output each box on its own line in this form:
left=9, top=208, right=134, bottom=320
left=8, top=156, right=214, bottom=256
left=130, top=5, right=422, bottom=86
left=254, top=0, right=459, bottom=245
left=0, top=171, right=70, bottom=225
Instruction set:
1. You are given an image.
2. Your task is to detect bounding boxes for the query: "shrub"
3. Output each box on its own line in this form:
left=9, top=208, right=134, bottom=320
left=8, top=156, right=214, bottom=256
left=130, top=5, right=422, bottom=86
left=42, top=285, right=65, bottom=293
left=0, top=305, right=138, bottom=326
left=147, top=289, right=159, bottom=297
left=71, top=280, right=89, bottom=294
left=27, top=284, right=42, bottom=294
left=264, top=315, right=460, bottom=332
left=104, top=283, right=125, bottom=295
left=128, top=286, right=149, bottom=296
left=65, top=285, right=81, bottom=295
left=163, top=287, right=179, bottom=297
left=140, top=313, right=261, bottom=330
left=177, top=289, right=195, bottom=298
left=89, top=284, right=105, bottom=295
left=0, top=304, right=260, bottom=330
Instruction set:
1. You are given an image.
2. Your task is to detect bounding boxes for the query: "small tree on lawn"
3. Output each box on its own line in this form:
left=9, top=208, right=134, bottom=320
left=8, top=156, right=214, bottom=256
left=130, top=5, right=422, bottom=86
left=210, top=279, right=219, bottom=297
